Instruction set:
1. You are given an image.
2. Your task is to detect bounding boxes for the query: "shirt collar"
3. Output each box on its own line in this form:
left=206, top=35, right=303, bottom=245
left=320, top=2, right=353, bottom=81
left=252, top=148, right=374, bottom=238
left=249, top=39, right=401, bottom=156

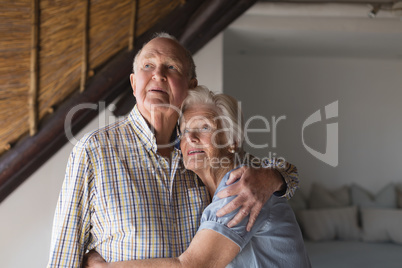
left=128, top=105, right=157, bottom=152
left=128, top=105, right=181, bottom=153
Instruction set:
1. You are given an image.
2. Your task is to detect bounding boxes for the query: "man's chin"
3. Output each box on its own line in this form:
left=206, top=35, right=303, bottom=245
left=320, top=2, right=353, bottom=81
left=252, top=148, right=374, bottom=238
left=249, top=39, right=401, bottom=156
left=146, top=100, right=179, bottom=113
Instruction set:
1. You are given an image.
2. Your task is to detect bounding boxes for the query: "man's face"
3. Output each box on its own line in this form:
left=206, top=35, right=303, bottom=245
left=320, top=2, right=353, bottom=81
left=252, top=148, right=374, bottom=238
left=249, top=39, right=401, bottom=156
left=130, top=38, right=197, bottom=121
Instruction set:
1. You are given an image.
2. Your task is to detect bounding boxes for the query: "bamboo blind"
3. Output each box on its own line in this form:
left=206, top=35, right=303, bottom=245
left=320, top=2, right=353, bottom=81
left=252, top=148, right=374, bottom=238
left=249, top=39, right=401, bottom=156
left=0, top=0, right=183, bottom=155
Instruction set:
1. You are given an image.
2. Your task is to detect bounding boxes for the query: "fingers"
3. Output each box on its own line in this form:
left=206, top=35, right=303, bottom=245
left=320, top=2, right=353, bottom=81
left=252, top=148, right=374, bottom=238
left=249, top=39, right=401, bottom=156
left=246, top=203, right=263, bottom=231
left=226, top=166, right=246, bottom=185
left=82, top=249, right=106, bottom=268
left=217, top=166, right=247, bottom=199
left=216, top=194, right=243, bottom=217
left=217, top=195, right=263, bottom=231
left=227, top=205, right=250, bottom=228
left=216, top=181, right=241, bottom=199
left=216, top=165, right=273, bottom=231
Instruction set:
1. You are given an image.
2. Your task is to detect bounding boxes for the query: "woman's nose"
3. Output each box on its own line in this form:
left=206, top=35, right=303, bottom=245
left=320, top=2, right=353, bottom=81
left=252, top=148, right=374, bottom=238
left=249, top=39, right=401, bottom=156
left=184, top=130, right=200, bottom=143
left=189, top=131, right=199, bottom=142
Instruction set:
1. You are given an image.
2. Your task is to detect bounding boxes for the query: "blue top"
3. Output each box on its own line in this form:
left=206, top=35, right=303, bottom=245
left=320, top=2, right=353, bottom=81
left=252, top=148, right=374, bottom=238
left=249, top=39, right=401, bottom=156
left=198, top=167, right=311, bottom=268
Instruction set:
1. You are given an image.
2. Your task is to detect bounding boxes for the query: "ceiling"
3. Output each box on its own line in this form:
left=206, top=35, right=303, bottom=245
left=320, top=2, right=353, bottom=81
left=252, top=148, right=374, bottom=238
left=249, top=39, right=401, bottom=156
left=225, top=2, right=402, bottom=59
left=1, top=0, right=400, bottom=202
left=0, top=0, right=259, bottom=202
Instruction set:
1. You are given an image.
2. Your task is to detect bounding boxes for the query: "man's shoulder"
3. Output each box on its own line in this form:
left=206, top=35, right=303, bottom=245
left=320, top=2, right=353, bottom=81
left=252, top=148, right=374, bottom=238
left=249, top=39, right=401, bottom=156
left=75, top=117, right=134, bottom=149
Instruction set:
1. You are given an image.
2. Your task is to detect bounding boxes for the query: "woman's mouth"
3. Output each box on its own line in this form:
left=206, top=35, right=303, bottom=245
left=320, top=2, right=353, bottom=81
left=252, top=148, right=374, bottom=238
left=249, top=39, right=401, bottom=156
left=188, top=150, right=205, bottom=155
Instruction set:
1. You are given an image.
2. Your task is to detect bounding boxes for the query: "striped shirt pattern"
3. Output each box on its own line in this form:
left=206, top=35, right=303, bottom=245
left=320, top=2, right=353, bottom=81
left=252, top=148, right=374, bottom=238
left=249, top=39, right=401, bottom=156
left=263, top=157, right=299, bottom=199
left=47, top=105, right=298, bottom=267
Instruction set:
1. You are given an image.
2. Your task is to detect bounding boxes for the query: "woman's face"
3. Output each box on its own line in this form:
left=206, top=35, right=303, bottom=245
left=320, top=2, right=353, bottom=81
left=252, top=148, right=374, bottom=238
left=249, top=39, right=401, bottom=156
left=180, top=105, right=230, bottom=173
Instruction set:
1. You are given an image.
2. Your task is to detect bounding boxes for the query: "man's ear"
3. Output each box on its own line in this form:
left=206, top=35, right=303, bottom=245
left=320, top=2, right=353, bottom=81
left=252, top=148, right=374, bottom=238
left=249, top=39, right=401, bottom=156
left=130, top=73, right=136, bottom=97
left=189, top=78, right=198, bottom=89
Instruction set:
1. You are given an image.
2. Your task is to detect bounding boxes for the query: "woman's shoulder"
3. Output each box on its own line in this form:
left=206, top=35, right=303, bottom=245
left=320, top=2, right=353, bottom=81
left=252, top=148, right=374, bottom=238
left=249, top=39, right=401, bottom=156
left=214, top=165, right=243, bottom=196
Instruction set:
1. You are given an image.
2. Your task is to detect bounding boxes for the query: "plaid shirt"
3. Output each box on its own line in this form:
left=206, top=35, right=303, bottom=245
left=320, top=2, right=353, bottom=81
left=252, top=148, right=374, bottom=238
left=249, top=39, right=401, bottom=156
left=48, top=105, right=298, bottom=267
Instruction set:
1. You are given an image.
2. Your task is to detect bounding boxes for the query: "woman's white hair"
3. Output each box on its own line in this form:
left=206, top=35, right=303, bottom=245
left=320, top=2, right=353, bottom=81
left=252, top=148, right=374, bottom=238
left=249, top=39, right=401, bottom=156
left=180, top=86, right=244, bottom=152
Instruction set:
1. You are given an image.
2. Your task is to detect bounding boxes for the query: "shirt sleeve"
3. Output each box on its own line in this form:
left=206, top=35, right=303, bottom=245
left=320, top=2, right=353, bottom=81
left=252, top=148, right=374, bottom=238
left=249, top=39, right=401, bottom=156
left=47, top=138, right=95, bottom=268
left=262, top=157, right=299, bottom=200
left=197, top=173, right=271, bottom=250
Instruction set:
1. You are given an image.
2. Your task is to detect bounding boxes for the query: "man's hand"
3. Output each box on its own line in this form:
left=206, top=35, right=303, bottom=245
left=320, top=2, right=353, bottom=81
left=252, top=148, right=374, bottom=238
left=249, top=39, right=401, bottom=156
left=216, top=166, right=285, bottom=231
left=82, top=250, right=107, bottom=268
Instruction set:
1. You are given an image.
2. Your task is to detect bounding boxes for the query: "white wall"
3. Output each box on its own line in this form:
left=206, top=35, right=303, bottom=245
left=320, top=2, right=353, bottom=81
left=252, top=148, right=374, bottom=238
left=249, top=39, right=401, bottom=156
left=224, top=54, right=402, bottom=196
left=0, top=109, right=119, bottom=268
left=223, top=1, right=402, bottom=197
left=193, top=34, right=223, bottom=93
left=0, top=33, right=223, bottom=268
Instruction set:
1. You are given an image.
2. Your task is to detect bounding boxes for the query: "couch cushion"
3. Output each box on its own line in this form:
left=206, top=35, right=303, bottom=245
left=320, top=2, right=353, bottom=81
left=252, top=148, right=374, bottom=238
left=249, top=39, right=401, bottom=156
left=308, top=183, right=350, bottom=209
left=361, top=208, right=402, bottom=244
left=305, top=240, right=402, bottom=268
left=287, top=191, right=307, bottom=211
left=396, top=184, right=402, bottom=208
left=297, top=206, right=361, bottom=241
left=351, top=183, right=396, bottom=209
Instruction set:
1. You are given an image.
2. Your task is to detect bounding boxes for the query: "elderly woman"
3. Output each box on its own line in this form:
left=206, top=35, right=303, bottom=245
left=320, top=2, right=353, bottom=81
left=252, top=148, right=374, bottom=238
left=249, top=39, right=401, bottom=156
left=85, top=86, right=310, bottom=268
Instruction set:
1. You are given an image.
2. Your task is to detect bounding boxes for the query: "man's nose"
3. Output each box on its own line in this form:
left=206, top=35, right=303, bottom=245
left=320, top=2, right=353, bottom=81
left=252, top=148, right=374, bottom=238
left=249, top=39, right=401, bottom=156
left=153, top=65, right=167, bottom=81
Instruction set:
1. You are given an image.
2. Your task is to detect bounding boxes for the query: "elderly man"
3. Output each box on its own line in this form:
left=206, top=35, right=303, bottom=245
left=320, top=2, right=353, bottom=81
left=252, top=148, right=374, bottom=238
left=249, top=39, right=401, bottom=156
left=47, top=33, right=298, bottom=267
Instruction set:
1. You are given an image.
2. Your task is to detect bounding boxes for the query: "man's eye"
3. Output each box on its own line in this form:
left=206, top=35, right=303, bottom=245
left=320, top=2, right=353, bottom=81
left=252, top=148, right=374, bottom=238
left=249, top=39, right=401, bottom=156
left=168, top=65, right=176, bottom=70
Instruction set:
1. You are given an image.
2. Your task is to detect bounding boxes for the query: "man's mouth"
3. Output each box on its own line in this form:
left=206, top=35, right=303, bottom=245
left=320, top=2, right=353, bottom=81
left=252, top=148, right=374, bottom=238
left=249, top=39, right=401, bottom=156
left=149, top=88, right=168, bottom=94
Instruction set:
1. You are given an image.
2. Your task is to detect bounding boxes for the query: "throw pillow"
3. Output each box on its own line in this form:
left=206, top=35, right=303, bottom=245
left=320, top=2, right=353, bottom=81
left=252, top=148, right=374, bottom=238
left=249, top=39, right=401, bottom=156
left=361, top=208, right=402, bottom=244
left=308, top=183, right=350, bottom=209
left=351, top=183, right=397, bottom=209
left=297, top=206, right=361, bottom=241
left=396, top=184, right=402, bottom=208
left=288, top=191, right=307, bottom=211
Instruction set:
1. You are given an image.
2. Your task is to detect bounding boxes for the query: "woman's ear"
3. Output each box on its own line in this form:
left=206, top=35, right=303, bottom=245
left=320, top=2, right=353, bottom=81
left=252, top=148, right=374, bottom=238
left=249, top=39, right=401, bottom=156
left=228, top=144, right=236, bottom=154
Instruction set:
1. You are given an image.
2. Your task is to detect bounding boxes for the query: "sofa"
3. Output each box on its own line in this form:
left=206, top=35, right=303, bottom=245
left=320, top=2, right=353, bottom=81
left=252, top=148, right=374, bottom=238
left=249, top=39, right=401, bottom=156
left=288, top=183, right=402, bottom=268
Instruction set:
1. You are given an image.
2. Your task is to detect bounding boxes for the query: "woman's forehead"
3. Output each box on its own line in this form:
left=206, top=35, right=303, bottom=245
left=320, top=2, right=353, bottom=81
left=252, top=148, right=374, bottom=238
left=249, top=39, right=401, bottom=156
left=182, top=105, right=218, bottom=125
left=184, top=105, right=218, bottom=119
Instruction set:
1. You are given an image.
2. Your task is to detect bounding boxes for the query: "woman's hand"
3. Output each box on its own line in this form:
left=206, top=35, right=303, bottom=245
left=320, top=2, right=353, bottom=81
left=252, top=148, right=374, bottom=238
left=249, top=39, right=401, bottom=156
left=215, top=165, right=284, bottom=231
left=82, top=250, right=108, bottom=268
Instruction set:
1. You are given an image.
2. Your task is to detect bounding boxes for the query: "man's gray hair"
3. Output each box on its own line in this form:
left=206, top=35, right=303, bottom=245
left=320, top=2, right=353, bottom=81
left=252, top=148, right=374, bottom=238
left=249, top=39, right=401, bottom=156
left=132, top=32, right=197, bottom=80
left=180, top=86, right=244, bottom=152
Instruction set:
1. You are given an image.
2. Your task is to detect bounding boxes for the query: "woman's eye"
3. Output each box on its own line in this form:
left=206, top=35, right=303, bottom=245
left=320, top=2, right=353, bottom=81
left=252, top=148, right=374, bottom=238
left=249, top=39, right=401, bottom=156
left=201, top=126, right=211, bottom=132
